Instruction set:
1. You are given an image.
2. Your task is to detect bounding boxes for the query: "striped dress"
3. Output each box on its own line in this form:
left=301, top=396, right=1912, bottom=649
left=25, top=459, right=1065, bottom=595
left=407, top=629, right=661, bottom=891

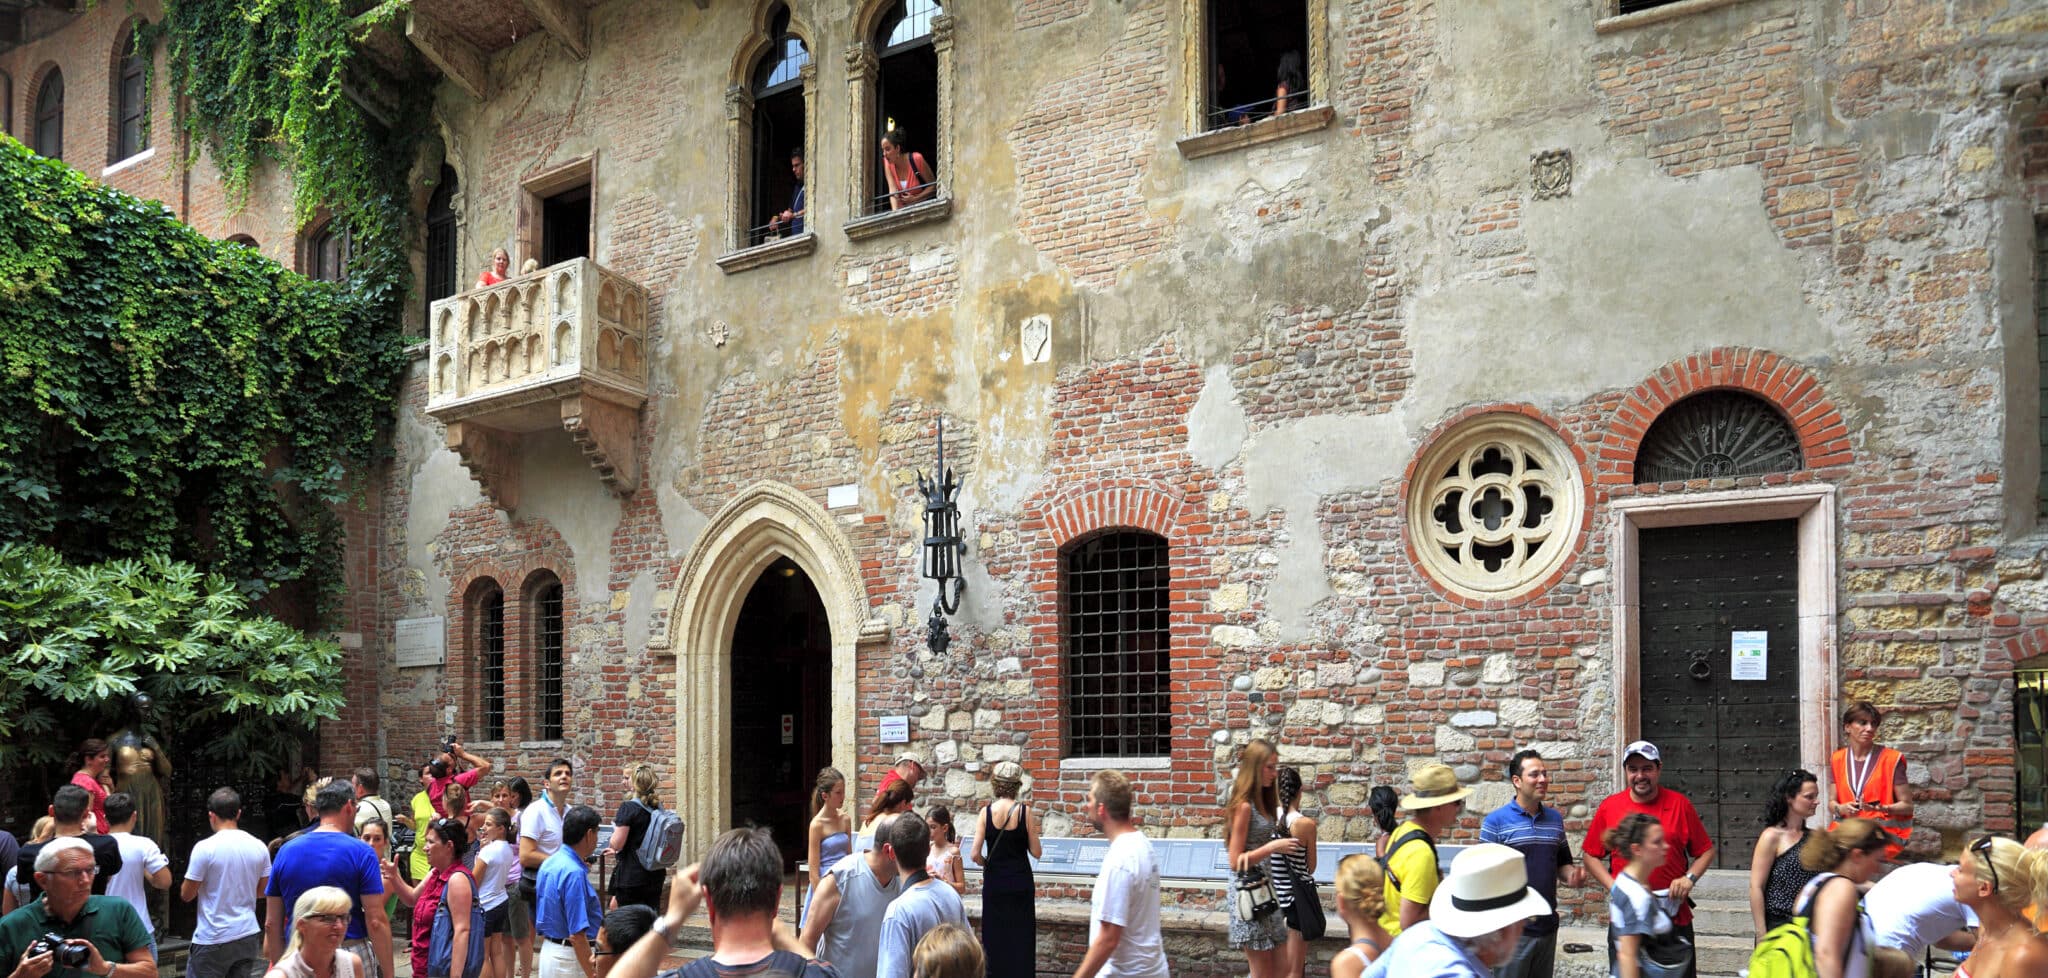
left=1273, top=809, right=1311, bottom=910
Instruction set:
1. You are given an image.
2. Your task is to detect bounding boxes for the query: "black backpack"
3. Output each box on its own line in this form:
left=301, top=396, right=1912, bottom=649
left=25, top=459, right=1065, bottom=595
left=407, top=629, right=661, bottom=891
left=1378, top=827, right=1437, bottom=893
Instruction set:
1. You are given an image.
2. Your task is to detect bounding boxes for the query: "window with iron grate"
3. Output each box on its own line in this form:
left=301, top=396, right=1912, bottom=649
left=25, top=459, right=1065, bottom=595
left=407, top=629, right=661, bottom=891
left=1062, top=531, right=1172, bottom=759
left=535, top=580, right=564, bottom=741
left=2037, top=219, right=2048, bottom=517
left=478, top=586, right=505, bottom=742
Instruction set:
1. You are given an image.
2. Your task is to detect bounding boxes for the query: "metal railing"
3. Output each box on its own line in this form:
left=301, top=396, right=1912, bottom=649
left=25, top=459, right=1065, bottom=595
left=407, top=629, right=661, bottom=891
left=866, top=179, right=943, bottom=216
left=746, top=216, right=808, bottom=248
left=1206, top=89, right=1315, bottom=131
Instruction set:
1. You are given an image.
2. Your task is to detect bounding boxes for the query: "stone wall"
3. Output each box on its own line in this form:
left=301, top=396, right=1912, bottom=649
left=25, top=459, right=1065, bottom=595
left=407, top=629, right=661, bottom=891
left=10, top=0, right=2048, bottom=937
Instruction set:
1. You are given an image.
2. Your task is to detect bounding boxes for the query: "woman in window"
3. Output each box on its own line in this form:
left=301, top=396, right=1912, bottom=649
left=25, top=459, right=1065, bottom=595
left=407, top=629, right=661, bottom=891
left=880, top=128, right=936, bottom=210
left=969, top=761, right=1039, bottom=978
left=1225, top=739, right=1300, bottom=978
left=1273, top=51, right=1305, bottom=116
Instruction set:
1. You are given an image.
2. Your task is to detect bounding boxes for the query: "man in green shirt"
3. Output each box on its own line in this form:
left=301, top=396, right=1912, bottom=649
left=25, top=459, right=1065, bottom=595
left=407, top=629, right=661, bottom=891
left=0, top=838, right=155, bottom=978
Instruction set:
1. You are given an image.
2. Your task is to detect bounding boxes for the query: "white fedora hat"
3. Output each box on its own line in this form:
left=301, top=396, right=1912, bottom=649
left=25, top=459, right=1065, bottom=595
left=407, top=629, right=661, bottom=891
left=1429, top=843, right=1551, bottom=938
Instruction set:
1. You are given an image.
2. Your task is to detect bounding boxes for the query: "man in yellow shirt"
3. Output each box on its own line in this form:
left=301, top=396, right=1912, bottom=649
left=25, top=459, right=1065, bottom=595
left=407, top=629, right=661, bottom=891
left=1380, top=763, right=1472, bottom=937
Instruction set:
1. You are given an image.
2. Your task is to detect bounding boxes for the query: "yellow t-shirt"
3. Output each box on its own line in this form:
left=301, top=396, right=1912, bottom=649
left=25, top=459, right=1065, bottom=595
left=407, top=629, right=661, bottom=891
left=409, top=790, right=435, bottom=880
left=1379, top=820, right=1439, bottom=936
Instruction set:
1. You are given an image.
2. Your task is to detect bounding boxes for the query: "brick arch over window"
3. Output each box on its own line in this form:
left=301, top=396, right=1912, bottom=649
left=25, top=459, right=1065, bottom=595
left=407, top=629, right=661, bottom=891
left=27, top=62, right=63, bottom=160
left=446, top=556, right=576, bottom=745
left=1022, top=480, right=1197, bottom=766
left=660, top=480, right=886, bottom=854
left=107, top=16, right=151, bottom=163
left=1609, top=348, right=1853, bottom=487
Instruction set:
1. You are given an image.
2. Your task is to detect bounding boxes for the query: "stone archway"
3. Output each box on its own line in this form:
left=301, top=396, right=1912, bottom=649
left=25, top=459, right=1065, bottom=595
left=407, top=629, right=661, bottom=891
left=662, top=481, right=887, bottom=847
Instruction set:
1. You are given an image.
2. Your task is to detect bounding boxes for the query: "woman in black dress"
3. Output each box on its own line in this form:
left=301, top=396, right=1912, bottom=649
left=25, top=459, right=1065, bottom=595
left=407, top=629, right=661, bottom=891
left=605, top=764, right=667, bottom=909
left=970, top=761, right=1039, bottom=977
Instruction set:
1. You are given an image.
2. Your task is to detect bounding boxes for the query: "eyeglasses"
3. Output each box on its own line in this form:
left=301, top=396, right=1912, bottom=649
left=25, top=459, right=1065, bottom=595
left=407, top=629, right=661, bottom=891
left=591, top=949, right=617, bottom=958
left=1972, top=835, right=2000, bottom=895
left=46, top=867, right=96, bottom=880
left=303, top=913, right=349, bottom=927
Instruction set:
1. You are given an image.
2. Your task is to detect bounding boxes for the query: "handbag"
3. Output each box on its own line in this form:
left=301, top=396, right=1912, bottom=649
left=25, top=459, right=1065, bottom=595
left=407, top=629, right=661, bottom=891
left=1636, top=933, right=1694, bottom=978
left=1288, top=862, right=1327, bottom=940
left=427, top=869, right=488, bottom=978
left=1233, top=854, right=1279, bottom=921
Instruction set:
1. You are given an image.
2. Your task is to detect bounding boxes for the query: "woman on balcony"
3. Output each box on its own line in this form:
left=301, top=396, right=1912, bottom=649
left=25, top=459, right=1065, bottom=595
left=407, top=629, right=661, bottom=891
left=475, top=248, right=510, bottom=288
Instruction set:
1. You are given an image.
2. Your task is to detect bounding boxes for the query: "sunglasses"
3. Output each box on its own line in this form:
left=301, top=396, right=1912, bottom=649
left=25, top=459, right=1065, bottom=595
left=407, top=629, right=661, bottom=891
left=303, top=913, right=349, bottom=927
left=1972, top=835, right=2000, bottom=895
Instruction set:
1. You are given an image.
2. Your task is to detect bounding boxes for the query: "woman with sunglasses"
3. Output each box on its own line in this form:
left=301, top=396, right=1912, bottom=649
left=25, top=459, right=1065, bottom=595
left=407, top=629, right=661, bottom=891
left=1792, top=818, right=1889, bottom=978
left=387, top=818, right=477, bottom=978
left=265, top=886, right=362, bottom=978
left=1952, top=834, right=2048, bottom=978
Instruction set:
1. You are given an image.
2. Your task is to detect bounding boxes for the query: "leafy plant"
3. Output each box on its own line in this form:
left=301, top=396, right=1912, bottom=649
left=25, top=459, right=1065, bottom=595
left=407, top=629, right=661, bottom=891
left=0, top=135, right=407, bottom=602
left=0, top=544, right=347, bottom=775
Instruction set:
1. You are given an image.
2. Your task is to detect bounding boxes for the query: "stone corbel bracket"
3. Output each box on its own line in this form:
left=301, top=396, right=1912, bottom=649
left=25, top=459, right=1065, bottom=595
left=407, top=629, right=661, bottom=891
left=446, top=421, right=523, bottom=511
left=561, top=393, right=642, bottom=498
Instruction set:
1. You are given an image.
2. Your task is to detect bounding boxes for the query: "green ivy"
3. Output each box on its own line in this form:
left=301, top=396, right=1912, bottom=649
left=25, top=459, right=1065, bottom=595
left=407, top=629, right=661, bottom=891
left=148, top=0, right=425, bottom=316
left=0, top=135, right=407, bottom=600
left=0, top=543, right=347, bottom=775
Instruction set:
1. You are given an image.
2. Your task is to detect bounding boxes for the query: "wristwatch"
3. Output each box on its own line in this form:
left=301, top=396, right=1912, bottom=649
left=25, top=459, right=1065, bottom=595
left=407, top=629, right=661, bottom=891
left=652, top=916, right=678, bottom=946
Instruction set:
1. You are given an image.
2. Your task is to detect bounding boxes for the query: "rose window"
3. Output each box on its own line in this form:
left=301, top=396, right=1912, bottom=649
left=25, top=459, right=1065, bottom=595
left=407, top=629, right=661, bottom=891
left=1407, top=414, right=1583, bottom=601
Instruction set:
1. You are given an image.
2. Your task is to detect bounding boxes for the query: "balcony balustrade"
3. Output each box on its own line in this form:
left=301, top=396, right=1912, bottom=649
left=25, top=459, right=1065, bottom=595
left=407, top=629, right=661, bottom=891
left=424, top=257, right=649, bottom=509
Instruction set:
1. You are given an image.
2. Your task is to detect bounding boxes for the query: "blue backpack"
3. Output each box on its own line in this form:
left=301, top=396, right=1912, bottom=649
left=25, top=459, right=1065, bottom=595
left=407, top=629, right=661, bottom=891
left=427, top=868, right=487, bottom=978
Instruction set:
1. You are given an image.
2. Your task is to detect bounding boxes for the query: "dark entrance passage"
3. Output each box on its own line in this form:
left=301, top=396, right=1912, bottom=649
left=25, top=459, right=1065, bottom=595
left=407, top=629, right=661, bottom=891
left=1639, top=519, right=1800, bottom=869
left=729, top=557, right=832, bottom=870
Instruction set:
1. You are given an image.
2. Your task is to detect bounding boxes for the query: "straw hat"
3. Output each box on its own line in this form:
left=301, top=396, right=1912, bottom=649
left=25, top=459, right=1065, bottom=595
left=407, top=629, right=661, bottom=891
left=1399, top=762, right=1475, bottom=810
left=1430, top=843, right=1551, bottom=938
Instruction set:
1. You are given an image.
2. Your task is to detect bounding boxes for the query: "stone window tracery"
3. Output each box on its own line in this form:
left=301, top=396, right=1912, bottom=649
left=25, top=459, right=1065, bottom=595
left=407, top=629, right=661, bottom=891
left=718, top=3, right=818, bottom=271
left=1407, top=413, right=1583, bottom=602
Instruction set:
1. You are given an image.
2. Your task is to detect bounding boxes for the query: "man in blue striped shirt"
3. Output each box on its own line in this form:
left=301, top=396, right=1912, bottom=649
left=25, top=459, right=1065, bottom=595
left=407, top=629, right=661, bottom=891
left=1479, top=750, right=1584, bottom=978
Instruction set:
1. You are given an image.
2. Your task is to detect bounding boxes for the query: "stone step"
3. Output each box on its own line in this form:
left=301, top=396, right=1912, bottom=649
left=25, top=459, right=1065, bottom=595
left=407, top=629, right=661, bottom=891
left=1558, top=926, right=1754, bottom=978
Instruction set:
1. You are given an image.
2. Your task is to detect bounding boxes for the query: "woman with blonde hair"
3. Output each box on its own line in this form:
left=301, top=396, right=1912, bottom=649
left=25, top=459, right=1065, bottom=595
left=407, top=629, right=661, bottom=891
left=970, top=761, right=1039, bottom=978
left=1793, top=818, right=1889, bottom=978
left=3, top=817, right=55, bottom=908
left=1331, top=853, right=1390, bottom=978
left=801, top=767, right=849, bottom=927
left=605, top=763, right=668, bottom=910
left=911, top=922, right=984, bottom=978
left=1225, top=739, right=1302, bottom=978
left=1951, top=834, right=2048, bottom=978
left=265, top=886, right=363, bottom=978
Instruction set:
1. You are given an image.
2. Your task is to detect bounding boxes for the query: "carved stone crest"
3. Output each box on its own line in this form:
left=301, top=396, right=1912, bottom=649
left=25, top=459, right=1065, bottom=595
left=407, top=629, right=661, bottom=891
left=1531, top=149, right=1572, bottom=200
left=1020, top=315, right=1051, bottom=364
left=706, top=319, right=730, bottom=347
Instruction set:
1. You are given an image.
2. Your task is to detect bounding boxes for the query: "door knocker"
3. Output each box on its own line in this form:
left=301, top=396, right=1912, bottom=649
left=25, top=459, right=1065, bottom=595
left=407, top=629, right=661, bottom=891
left=1688, top=649, right=1712, bottom=681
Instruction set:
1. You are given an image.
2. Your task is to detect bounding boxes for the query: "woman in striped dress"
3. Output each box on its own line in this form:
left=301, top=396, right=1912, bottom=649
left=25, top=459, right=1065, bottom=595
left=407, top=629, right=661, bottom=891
left=1274, top=766, right=1320, bottom=978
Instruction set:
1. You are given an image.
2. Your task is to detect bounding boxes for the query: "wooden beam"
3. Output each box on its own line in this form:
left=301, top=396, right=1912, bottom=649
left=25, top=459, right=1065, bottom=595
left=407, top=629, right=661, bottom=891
left=406, top=8, right=490, bottom=101
left=518, top=0, right=587, bottom=60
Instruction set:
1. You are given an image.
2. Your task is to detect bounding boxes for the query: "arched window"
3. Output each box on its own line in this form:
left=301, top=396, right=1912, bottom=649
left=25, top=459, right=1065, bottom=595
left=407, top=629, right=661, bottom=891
left=1634, top=391, right=1804, bottom=484
left=226, top=234, right=259, bottom=249
left=425, top=165, right=459, bottom=314
left=746, top=10, right=809, bottom=248
left=530, top=575, right=565, bottom=741
left=1061, top=530, right=1171, bottom=759
left=866, top=0, right=941, bottom=214
left=475, top=583, right=506, bottom=742
left=112, top=23, right=149, bottom=162
left=305, top=221, right=351, bottom=282
left=1, top=71, right=13, bottom=137
left=34, top=68, right=63, bottom=160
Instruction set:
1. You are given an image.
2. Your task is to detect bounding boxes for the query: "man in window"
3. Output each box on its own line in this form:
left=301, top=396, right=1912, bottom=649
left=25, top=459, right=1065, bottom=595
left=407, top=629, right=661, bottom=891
left=767, top=151, right=805, bottom=238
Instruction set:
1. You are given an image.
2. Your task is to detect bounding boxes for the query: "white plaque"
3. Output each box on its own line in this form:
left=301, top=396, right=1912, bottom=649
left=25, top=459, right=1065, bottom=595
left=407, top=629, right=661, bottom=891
left=879, top=716, right=910, bottom=745
left=1730, top=631, right=1768, bottom=681
left=395, top=616, right=448, bottom=668
left=1021, top=315, right=1052, bottom=364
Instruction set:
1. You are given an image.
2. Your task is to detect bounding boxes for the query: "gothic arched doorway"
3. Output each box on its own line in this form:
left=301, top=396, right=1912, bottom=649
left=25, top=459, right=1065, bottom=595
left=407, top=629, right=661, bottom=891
left=728, top=556, right=832, bottom=869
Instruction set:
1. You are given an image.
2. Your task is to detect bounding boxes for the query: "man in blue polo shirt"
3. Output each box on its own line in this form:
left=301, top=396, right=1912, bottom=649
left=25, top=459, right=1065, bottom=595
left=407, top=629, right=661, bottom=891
left=535, top=806, right=602, bottom=978
left=1479, top=749, right=1584, bottom=978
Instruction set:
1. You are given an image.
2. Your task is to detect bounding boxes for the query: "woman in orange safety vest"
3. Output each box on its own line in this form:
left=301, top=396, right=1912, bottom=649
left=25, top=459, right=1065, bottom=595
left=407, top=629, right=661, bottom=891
left=1827, top=700, right=1914, bottom=859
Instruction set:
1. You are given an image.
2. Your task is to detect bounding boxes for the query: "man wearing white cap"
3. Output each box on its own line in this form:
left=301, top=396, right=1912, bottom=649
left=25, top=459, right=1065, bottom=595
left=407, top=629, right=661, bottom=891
left=1580, top=741, right=1714, bottom=978
left=1362, top=843, right=1551, bottom=978
left=1381, top=763, right=1474, bottom=938
left=874, top=754, right=927, bottom=805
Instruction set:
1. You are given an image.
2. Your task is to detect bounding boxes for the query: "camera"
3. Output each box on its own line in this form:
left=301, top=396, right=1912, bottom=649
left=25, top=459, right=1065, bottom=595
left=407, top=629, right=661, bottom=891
left=27, top=934, right=90, bottom=968
left=441, top=734, right=458, bottom=754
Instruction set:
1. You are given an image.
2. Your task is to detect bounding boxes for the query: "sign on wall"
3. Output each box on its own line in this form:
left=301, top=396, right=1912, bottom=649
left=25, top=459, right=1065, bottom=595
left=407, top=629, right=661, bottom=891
left=879, top=716, right=909, bottom=744
left=1730, top=630, right=1768, bottom=681
left=395, top=616, right=448, bottom=668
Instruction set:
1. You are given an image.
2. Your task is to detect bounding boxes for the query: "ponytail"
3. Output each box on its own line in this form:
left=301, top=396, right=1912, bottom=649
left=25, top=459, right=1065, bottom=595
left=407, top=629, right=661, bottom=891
left=1603, top=812, right=1660, bottom=862
left=1800, top=817, right=1885, bottom=872
left=1368, top=786, right=1400, bottom=835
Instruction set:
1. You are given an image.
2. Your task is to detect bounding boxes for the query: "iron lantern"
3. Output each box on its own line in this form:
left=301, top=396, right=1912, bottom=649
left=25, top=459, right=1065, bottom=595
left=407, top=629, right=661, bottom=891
left=918, top=419, right=965, bottom=655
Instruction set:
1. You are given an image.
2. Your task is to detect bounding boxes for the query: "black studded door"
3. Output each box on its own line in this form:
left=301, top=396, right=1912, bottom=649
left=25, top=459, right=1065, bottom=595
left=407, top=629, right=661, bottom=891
left=1639, top=519, right=1800, bottom=870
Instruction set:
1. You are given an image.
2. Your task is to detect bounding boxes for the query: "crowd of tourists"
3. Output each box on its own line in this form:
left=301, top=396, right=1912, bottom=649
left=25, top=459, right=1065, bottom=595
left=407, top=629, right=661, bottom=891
left=5, top=702, right=2047, bottom=978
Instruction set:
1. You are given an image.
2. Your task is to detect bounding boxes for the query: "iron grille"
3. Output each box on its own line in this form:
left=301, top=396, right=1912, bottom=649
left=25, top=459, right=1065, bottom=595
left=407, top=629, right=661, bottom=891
left=1063, top=532, right=1171, bottom=759
left=1634, top=390, right=1802, bottom=484
left=536, top=582, right=564, bottom=741
left=479, top=589, right=505, bottom=742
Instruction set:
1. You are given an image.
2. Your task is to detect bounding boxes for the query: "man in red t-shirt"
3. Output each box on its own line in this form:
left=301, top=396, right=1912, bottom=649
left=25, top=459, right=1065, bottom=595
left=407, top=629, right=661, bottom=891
left=426, top=738, right=494, bottom=818
left=873, top=753, right=926, bottom=804
left=1581, top=741, right=1714, bottom=978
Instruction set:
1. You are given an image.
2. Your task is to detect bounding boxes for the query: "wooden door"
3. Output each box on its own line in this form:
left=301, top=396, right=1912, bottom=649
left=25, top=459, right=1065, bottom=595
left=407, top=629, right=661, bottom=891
left=1639, top=519, right=1801, bottom=869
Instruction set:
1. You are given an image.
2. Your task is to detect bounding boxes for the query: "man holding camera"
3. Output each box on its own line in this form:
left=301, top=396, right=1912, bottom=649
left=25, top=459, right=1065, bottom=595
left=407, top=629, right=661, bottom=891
left=0, top=838, right=155, bottom=978
left=425, top=737, right=492, bottom=820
